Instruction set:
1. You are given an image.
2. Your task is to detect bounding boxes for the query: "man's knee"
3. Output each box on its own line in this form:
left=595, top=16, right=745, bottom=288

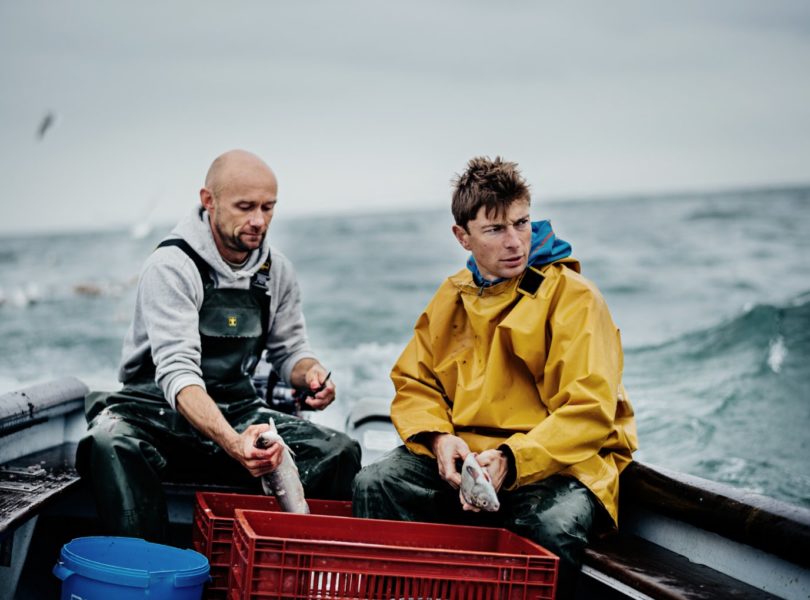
left=78, top=408, right=163, bottom=476
left=351, top=460, right=398, bottom=518
left=351, top=458, right=413, bottom=506
left=532, top=500, right=593, bottom=548
left=78, top=408, right=126, bottom=467
left=332, top=432, right=362, bottom=467
left=352, top=461, right=386, bottom=495
left=509, top=477, right=596, bottom=567
left=300, top=424, right=362, bottom=471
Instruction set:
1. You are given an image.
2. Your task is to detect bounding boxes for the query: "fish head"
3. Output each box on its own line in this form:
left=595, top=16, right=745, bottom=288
left=468, top=481, right=500, bottom=512
left=255, top=418, right=281, bottom=449
left=460, top=454, right=501, bottom=512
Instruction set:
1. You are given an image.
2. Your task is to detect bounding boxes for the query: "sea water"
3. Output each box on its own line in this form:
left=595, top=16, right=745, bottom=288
left=1, top=187, right=808, bottom=508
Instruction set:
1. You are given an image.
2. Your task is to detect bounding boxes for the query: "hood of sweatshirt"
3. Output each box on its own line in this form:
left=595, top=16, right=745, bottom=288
left=467, top=220, right=572, bottom=287
left=169, top=206, right=272, bottom=282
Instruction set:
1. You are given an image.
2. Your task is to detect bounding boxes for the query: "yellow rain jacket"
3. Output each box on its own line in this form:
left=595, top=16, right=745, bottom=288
left=390, top=258, right=638, bottom=525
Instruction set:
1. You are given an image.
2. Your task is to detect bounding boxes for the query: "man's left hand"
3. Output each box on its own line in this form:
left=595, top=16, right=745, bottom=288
left=475, top=449, right=509, bottom=492
left=301, top=364, right=335, bottom=410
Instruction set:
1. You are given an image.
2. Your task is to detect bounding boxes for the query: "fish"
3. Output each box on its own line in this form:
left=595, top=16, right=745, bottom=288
left=460, top=453, right=500, bottom=512
left=254, top=418, right=310, bottom=514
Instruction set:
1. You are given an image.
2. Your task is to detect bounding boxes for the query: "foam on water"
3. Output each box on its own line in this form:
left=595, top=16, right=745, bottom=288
left=767, top=336, right=787, bottom=373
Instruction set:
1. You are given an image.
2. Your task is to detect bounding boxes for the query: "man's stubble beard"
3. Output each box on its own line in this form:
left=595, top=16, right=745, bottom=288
left=215, top=218, right=265, bottom=254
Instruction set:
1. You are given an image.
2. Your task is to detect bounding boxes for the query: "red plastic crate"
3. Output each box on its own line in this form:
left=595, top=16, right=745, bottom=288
left=229, top=509, right=558, bottom=600
left=192, top=492, right=353, bottom=599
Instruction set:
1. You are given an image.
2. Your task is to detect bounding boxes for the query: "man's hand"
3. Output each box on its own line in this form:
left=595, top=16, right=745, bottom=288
left=430, top=433, right=471, bottom=489
left=300, top=363, right=335, bottom=410
left=176, top=385, right=284, bottom=478
left=233, top=424, right=285, bottom=477
left=474, top=449, right=508, bottom=492
left=456, top=450, right=507, bottom=512
left=289, top=359, right=335, bottom=410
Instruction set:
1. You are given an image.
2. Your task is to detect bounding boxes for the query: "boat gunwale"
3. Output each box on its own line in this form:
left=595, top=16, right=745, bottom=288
left=620, top=461, right=810, bottom=568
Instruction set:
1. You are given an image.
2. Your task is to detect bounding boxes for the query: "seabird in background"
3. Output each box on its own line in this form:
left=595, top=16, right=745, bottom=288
left=36, top=111, right=57, bottom=140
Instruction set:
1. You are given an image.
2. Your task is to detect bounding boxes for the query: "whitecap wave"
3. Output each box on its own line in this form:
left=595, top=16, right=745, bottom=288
left=767, top=336, right=787, bottom=373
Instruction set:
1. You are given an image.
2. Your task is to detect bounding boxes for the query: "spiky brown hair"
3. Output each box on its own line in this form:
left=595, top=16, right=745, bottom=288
left=451, top=156, right=530, bottom=229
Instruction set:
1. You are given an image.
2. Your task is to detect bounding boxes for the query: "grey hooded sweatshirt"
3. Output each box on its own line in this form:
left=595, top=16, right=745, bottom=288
left=118, top=206, right=316, bottom=409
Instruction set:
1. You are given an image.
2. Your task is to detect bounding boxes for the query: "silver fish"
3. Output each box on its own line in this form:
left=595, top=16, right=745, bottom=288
left=255, top=418, right=310, bottom=514
left=460, top=453, right=500, bottom=512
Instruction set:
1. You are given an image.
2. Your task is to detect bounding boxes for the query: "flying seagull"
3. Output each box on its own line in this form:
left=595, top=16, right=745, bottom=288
left=36, top=111, right=57, bottom=140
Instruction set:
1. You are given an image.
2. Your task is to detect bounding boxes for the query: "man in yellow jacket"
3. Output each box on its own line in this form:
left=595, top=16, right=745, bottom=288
left=352, top=156, right=638, bottom=598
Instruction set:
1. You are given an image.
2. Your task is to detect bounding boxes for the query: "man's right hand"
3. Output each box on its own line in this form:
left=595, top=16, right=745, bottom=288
left=234, top=424, right=285, bottom=477
left=176, top=385, right=284, bottom=478
left=430, top=433, right=471, bottom=489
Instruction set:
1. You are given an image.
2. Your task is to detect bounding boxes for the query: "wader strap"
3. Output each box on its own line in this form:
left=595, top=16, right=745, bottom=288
left=154, top=236, right=272, bottom=363
left=250, top=261, right=271, bottom=338
left=157, top=238, right=272, bottom=313
left=157, top=239, right=213, bottom=285
left=145, top=238, right=272, bottom=374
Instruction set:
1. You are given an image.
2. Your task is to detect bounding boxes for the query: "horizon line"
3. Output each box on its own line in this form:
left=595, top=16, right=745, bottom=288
left=2, top=180, right=808, bottom=239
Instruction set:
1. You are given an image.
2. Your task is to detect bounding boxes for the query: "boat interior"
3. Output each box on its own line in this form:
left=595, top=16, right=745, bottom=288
left=1, top=377, right=808, bottom=599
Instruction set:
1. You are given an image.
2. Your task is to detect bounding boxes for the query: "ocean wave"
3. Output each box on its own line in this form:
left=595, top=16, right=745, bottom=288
left=0, top=282, right=47, bottom=307
left=685, top=207, right=748, bottom=222
left=625, top=292, right=809, bottom=419
left=625, top=291, right=810, bottom=507
left=627, top=291, right=810, bottom=372
left=0, top=277, right=138, bottom=311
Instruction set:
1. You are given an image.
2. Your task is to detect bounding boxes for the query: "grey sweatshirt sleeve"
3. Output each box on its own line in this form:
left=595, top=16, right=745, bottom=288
left=265, top=252, right=317, bottom=384
left=133, top=249, right=206, bottom=408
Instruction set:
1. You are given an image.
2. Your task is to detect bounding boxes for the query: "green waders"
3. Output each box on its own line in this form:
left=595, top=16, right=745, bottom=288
left=76, top=239, right=361, bottom=543
left=352, top=445, right=599, bottom=599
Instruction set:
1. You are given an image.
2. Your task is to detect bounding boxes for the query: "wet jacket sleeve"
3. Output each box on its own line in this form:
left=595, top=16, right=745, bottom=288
left=503, top=278, right=622, bottom=489
left=390, top=311, right=455, bottom=456
left=264, top=253, right=316, bottom=385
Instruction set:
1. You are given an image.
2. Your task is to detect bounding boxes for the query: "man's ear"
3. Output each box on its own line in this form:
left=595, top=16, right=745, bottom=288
left=200, top=188, right=214, bottom=212
left=452, top=224, right=471, bottom=251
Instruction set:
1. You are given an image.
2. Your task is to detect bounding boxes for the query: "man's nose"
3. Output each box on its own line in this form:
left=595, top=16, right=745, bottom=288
left=503, top=226, right=521, bottom=247
left=248, top=208, right=265, bottom=228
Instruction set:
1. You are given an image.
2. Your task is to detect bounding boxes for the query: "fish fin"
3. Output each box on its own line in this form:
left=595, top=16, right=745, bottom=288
left=465, top=464, right=479, bottom=480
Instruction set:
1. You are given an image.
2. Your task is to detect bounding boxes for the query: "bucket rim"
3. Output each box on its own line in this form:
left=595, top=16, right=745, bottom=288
left=56, top=536, right=209, bottom=589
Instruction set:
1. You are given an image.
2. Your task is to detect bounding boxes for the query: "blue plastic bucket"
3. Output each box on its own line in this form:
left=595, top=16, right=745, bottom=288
left=53, top=536, right=210, bottom=600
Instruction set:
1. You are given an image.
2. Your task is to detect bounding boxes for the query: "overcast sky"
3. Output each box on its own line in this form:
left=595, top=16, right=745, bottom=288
left=1, top=1, right=809, bottom=234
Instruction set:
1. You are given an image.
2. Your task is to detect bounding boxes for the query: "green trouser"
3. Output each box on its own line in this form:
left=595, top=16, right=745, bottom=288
left=352, top=445, right=599, bottom=599
left=76, top=387, right=361, bottom=544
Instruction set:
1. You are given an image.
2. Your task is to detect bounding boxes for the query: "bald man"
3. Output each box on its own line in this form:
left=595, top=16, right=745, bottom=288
left=77, top=150, right=361, bottom=543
